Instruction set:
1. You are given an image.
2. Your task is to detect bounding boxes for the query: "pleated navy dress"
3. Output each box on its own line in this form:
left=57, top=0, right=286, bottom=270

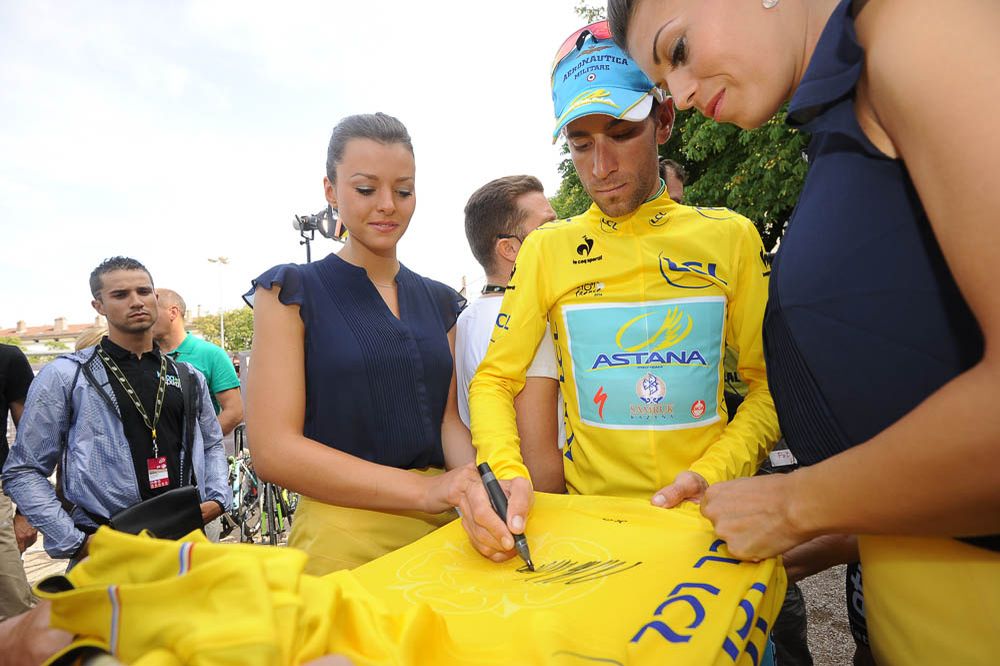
left=245, top=252, right=466, bottom=469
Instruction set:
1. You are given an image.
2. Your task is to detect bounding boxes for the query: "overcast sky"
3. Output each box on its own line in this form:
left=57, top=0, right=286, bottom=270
left=0, top=1, right=585, bottom=327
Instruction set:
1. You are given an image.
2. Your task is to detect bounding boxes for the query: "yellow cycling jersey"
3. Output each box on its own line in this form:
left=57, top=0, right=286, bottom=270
left=38, top=494, right=786, bottom=665
left=470, top=190, right=780, bottom=496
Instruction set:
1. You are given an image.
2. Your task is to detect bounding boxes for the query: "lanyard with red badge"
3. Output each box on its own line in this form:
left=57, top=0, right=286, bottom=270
left=97, top=347, right=170, bottom=490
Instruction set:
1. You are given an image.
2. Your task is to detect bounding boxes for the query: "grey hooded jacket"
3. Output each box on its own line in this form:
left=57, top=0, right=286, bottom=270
left=1, top=345, right=229, bottom=558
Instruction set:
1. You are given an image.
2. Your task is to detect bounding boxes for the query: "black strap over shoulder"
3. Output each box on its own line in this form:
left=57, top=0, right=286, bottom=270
left=172, top=358, right=199, bottom=487
left=75, top=352, right=204, bottom=535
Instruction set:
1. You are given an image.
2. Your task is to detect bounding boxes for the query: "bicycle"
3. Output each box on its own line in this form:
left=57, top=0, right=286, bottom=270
left=223, top=424, right=299, bottom=545
left=261, top=483, right=299, bottom=545
left=220, top=425, right=261, bottom=543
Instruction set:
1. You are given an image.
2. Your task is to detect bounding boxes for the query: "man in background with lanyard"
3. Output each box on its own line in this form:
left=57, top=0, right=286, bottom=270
left=2, top=256, right=228, bottom=563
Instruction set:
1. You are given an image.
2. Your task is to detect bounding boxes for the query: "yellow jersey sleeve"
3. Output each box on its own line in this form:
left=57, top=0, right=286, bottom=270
left=688, top=217, right=780, bottom=485
left=469, top=229, right=553, bottom=481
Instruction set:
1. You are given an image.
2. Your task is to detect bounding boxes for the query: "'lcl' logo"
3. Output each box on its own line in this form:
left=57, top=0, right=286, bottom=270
left=659, top=254, right=728, bottom=290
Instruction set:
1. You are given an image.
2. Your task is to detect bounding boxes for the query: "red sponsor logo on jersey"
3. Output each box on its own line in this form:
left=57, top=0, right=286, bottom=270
left=690, top=400, right=706, bottom=419
left=593, top=386, right=608, bottom=420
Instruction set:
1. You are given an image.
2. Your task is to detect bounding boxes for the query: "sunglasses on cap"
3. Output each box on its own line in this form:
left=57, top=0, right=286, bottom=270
left=550, top=20, right=613, bottom=77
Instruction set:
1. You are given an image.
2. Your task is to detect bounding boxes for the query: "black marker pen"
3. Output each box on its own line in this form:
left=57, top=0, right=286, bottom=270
left=477, top=462, right=534, bottom=571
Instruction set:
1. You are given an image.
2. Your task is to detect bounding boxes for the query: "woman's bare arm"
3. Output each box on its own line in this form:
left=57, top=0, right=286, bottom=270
left=702, top=0, right=1000, bottom=558
left=248, top=286, right=466, bottom=513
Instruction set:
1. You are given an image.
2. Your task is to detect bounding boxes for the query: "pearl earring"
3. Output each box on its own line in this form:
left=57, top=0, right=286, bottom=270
left=763, top=0, right=779, bottom=7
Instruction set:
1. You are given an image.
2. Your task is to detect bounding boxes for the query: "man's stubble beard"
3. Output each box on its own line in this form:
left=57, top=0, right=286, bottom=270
left=591, top=169, right=658, bottom=219
left=116, top=317, right=155, bottom=335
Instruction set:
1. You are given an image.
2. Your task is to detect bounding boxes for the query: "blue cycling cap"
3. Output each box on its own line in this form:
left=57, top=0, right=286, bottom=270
left=551, top=26, right=662, bottom=143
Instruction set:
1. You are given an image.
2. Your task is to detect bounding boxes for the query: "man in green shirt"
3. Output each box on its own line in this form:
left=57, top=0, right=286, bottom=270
left=152, top=289, right=243, bottom=435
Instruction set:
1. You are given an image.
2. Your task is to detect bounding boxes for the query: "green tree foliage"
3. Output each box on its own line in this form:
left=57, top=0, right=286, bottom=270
left=550, top=145, right=592, bottom=218
left=574, top=0, right=604, bottom=23
left=671, top=110, right=807, bottom=250
left=191, top=307, right=254, bottom=353
left=0, top=336, right=24, bottom=349
left=552, top=2, right=809, bottom=249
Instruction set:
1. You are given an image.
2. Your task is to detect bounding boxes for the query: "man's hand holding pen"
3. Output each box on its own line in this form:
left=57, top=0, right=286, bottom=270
left=454, top=470, right=534, bottom=563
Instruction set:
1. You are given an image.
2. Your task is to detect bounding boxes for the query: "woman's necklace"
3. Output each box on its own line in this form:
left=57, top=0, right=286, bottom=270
left=371, top=280, right=395, bottom=289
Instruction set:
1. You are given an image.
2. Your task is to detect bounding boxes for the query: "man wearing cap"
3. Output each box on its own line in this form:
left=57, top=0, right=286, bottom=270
left=464, top=22, right=779, bottom=562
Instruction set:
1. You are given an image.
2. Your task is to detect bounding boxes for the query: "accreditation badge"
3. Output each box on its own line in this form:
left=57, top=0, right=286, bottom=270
left=146, top=456, right=170, bottom=489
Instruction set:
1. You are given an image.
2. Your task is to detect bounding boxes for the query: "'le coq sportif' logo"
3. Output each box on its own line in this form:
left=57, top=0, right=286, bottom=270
left=573, top=235, right=604, bottom=265
left=590, top=307, right=707, bottom=370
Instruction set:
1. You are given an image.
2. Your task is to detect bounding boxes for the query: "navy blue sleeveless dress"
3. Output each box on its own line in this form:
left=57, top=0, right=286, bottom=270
left=245, top=252, right=466, bottom=469
left=763, top=0, right=995, bottom=549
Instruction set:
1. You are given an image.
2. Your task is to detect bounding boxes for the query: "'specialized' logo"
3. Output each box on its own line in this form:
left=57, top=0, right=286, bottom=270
left=593, top=386, right=608, bottom=420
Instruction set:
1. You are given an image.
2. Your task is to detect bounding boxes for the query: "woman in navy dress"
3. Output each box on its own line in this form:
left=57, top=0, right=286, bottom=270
left=609, top=0, right=1000, bottom=662
left=245, top=113, right=489, bottom=574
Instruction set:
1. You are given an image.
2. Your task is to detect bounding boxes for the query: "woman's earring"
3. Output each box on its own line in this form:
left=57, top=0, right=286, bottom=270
left=762, top=0, right=779, bottom=7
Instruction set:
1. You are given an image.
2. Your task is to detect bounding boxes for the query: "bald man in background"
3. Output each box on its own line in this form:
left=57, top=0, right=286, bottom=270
left=153, top=289, right=243, bottom=435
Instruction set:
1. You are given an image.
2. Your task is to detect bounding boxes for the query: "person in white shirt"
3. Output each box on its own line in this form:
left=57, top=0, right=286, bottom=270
left=456, top=175, right=564, bottom=492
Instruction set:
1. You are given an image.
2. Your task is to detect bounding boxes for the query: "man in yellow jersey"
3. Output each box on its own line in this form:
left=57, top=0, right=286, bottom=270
left=463, top=22, right=780, bottom=562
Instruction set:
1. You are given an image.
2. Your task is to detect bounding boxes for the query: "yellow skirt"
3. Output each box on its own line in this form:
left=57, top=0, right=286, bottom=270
left=859, top=534, right=1000, bottom=664
left=288, top=469, right=458, bottom=576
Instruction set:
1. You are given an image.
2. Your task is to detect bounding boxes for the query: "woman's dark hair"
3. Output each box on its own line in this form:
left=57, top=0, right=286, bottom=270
left=607, top=0, right=641, bottom=53
left=325, top=112, right=414, bottom=184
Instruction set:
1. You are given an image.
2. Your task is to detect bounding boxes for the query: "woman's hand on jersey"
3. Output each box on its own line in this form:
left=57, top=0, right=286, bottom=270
left=432, top=464, right=534, bottom=562
left=700, top=472, right=812, bottom=561
left=651, top=470, right=708, bottom=508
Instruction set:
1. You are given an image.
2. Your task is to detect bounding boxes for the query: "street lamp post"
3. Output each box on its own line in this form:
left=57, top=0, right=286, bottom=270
left=207, top=256, right=230, bottom=350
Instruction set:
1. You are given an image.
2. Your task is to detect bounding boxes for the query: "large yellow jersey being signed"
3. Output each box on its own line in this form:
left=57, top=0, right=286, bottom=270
left=470, top=190, right=780, bottom=496
left=38, top=495, right=786, bottom=665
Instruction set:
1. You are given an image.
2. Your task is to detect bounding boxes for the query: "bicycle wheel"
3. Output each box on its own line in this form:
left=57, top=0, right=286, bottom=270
left=237, top=461, right=261, bottom=543
left=276, top=488, right=293, bottom=530
left=284, top=489, right=300, bottom=516
left=262, top=483, right=278, bottom=546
